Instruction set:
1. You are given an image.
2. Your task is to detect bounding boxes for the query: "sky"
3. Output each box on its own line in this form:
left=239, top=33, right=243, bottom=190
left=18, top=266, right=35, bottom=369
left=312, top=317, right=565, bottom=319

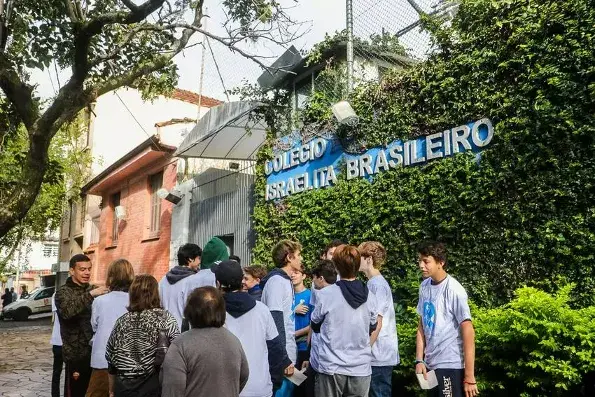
left=31, top=0, right=436, bottom=102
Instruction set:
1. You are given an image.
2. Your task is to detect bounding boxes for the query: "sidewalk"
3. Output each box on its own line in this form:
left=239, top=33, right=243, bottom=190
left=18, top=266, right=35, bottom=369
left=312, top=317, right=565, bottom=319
left=0, top=324, right=63, bottom=397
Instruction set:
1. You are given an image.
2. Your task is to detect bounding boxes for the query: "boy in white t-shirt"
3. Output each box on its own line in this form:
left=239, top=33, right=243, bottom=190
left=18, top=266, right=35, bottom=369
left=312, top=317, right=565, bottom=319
left=359, top=241, right=400, bottom=397
left=260, top=239, right=302, bottom=396
left=415, top=241, right=478, bottom=397
left=311, top=244, right=380, bottom=397
left=214, top=260, right=289, bottom=396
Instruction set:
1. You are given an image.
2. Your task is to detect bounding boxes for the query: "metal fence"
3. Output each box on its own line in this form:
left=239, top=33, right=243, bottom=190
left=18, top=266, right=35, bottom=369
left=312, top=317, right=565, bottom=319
left=188, top=161, right=256, bottom=264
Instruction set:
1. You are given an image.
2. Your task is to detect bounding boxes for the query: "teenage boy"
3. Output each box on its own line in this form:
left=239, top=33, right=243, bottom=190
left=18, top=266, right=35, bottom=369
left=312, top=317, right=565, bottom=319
left=159, top=243, right=202, bottom=329
left=243, top=265, right=267, bottom=301
left=359, top=241, right=400, bottom=397
left=292, top=269, right=313, bottom=370
left=261, top=239, right=302, bottom=396
left=55, top=254, right=109, bottom=397
left=302, top=260, right=337, bottom=397
left=311, top=245, right=380, bottom=397
left=320, top=239, right=343, bottom=261
left=214, top=260, right=290, bottom=396
left=415, top=241, right=478, bottom=397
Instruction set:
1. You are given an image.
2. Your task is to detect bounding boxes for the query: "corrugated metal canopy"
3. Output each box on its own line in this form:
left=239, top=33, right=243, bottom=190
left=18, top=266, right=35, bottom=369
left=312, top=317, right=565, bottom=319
left=174, top=101, right=266, bottom=160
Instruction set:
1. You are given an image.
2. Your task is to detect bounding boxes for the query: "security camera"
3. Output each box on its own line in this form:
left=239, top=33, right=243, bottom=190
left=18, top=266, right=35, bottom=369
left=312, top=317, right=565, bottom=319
left=332, top=101, right=359, bottom=126
left=157, top=188, right=183, bottom=205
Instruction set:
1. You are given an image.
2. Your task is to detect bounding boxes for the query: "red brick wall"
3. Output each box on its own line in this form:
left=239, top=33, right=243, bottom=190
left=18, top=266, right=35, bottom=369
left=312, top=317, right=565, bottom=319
left=87, top=159, right=177, bottom=285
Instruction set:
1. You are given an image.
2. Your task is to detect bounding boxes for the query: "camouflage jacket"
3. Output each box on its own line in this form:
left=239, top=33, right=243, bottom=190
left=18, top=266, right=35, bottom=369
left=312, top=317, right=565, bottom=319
left=55, top=277, right=96, bottom=362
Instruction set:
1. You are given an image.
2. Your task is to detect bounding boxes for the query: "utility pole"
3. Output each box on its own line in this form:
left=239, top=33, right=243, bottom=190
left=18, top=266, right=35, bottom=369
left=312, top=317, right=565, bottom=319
left=346, top=0, right=354, bottom=94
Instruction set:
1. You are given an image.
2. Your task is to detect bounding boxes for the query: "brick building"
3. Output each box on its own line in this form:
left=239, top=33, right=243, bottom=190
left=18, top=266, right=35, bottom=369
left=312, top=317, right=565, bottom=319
left=81, top=137, right=177, bottom=283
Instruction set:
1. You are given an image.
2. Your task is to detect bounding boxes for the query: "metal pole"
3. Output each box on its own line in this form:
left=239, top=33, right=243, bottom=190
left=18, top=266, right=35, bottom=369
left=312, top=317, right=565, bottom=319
left=197, top=7, right=208, bottom=119
left=346, top=0, right=354, bottom=94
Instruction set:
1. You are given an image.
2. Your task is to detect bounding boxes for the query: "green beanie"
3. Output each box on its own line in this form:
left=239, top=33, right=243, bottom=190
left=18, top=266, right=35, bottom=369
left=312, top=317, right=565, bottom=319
left=201, top=237, right=230, bottom=269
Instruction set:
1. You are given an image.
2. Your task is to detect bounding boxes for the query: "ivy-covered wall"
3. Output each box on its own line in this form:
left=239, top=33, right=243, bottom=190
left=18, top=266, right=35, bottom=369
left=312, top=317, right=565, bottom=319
left=253, top=0, right=595, bottom=310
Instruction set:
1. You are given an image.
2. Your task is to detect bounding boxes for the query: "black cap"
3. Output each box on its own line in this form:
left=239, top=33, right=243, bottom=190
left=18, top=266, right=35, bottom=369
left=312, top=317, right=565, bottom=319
left=213, top=260, right=243, bottom=290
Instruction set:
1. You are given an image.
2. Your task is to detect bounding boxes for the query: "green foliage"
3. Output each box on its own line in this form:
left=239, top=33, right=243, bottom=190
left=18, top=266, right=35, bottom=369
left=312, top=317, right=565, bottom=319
left=253, top=0, right=595, bottom=308
left=0, top=113, right=91, bottom=270
left=474, top=285, right=595, bottom=396
left=394, top=286, right=595, bottom=396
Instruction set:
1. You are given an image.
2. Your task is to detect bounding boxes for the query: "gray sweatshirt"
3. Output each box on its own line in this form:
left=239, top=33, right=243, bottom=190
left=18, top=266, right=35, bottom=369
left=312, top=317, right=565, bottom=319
left=160, top=327, right=249, bottom=397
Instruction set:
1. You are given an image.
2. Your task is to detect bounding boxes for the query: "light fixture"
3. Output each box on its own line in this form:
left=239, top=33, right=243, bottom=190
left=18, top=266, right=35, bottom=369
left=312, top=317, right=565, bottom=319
left=157, top=188, right=183, bottom=205
left=331, top=101, right=359, bottom=126
left=229, top=162, right=240, bottom=170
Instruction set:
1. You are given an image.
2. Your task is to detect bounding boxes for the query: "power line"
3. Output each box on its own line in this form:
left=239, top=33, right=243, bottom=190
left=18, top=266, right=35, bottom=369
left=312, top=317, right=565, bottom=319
left=206, top=38, right=231, bottom=102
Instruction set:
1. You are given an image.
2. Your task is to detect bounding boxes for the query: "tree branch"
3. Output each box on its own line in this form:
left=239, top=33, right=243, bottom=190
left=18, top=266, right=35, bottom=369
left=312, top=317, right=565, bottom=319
left=0, top=55, right=38, bottom=130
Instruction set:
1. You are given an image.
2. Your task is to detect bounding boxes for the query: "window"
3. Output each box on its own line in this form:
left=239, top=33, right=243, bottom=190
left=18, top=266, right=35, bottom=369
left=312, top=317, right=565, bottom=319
left=149, top=171, right=163, bottom=235
left=111, top=192, right=121, bottom=243
left=90, top=217, right=100, bottom=245
left=42, top=243, right=59, bottom=258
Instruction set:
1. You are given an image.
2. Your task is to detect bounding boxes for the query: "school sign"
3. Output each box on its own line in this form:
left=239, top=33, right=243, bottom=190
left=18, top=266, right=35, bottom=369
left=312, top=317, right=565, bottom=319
left=265, top=118, right=494, bottom=201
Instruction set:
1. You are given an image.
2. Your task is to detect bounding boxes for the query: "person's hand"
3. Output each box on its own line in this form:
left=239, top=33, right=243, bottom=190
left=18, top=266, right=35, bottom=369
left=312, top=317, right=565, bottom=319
left=464, top=377, right=479, bottom=396
left=284, top=364, right=295, bottom=376
left=109, top=392, right=114, bottom=397
left=90, top=286, right=109, bottom=297
left=294, top=303, right=309, bottom=315
left=301, top=361, right=309, bottom=370
left=415, top=362, right=427, bottom=380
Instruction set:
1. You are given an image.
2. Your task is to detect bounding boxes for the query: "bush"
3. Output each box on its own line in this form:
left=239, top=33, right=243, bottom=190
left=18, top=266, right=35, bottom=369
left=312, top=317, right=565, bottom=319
left=393, top=286, right=595, bottom=396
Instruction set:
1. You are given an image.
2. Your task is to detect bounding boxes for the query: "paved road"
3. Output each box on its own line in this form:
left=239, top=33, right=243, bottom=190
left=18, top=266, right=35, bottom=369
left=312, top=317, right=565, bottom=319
left=0, top=316, right=63, bottom=397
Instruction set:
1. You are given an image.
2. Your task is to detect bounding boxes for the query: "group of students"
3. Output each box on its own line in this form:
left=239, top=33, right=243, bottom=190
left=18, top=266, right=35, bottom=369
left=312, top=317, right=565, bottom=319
left=50, top=236, right=478, bottom=397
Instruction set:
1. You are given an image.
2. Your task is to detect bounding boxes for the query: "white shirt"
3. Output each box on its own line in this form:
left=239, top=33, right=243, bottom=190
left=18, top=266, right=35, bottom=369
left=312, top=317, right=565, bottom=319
left=90, top=291, right=129, bottom=369
left=159, top=276, right=191, bottom=330
left=180, top=269, right=217, bottom=313
left=50, top=295, right=62, bottom=346
left=416, top=275, right=471, bottom=370
left=367, top=275, right=400, bottom=366
left=225, top=301, right=278, bottom=397
left=261, top=273, right=296, bottom=364
left=310, top=284, right=378, bottom=377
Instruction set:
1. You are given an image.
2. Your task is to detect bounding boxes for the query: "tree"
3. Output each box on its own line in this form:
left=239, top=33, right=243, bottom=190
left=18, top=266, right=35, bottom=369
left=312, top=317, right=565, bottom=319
left=0, top=0, right=306, bottom=239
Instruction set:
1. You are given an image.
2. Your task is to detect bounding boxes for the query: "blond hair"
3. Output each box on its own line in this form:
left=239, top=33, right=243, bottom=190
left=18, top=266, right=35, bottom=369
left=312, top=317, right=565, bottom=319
left=358, top=241, right=387, bottom=269
left=106, top=259, right=135, bottom=291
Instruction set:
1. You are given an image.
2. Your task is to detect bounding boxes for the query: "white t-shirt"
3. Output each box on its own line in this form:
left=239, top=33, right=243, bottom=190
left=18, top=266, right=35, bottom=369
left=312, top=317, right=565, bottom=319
left=224, top=301, right=278, bottom=397
left=90, top=291, right=129, bottom=369
left=181, top=269, right=216, bottom=310
left=159, top=277, right=187, bottom=330
left=367, top=275, right=400, bottom=367
left=310, top=284, right=379, bottom=377
left=261, top=273, right=296, bottom=364
left=416, top=275, right=471, bottom=370
left=50, top=295, right=62, bottom=346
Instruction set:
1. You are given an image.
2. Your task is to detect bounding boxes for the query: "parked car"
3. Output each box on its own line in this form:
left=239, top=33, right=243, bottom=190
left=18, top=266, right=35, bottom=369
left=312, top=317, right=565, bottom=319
left=1, top=286, right=55, bottom=321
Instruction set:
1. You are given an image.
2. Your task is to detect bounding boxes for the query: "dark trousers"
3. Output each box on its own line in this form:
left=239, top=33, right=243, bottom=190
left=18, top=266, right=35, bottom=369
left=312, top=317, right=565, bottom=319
left=295, top=350, right=315, bottom=397
left=427, top=369, right=464, bottom=397
left=52, top=345, right=64, bottom=397
left=370, top=366, right=393, bottom=397
left=65, top=355, right=92, bottom=397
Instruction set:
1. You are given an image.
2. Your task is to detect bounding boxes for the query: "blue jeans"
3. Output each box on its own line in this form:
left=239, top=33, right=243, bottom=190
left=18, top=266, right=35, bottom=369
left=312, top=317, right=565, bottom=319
left=370, top=366, right=393, bottom=397
left=275, top=378, right=295, bottom=397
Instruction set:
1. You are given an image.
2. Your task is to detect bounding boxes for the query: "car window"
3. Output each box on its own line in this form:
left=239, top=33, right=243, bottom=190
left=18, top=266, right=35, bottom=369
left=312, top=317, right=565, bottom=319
left=35, top=289, right=53, bottom=300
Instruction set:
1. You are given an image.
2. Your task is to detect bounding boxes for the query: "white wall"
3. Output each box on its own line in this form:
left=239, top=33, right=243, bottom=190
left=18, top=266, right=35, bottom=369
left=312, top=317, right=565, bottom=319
left=1, top=238, right=59, bottom=272
left=90, top=88, right=212, bottom=175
